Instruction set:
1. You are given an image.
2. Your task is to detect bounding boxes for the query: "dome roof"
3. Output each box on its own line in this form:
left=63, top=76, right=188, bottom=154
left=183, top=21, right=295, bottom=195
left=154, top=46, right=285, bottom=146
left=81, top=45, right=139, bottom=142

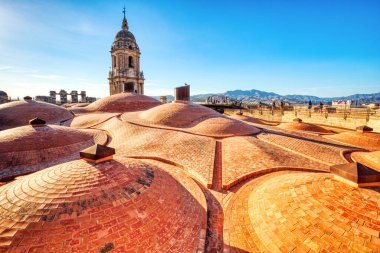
left=325, top=131, right=380, bottom=151
left=277, top=121, right=332, bottom=134
left=224, top=171, right=380, bottom=252
left=121, top=102, right=260, bottom=137
left=0, top=125, right=107, bottom=180
left=0, top=157, right=207, bottom=252
left=115, top=29, right=136, bottom=41
left=112, top=15, right=139, bottom=51
left=0, top=100, right=73, bottom=130
left=70, top=92, right=161, bottom=114
left=0, top=90, right=7, bottom=97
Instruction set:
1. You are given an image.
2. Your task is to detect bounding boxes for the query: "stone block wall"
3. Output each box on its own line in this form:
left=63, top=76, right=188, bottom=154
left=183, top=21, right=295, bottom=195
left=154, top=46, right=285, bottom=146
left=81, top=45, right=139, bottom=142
left=225, top=108, right=380, bottom=132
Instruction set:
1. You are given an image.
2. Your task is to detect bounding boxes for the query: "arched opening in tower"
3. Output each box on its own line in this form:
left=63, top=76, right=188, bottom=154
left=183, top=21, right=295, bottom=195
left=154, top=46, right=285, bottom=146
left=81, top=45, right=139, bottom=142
left=128, top=56, right=134, bottom=68
left=124, top=82, right=135, bottom=92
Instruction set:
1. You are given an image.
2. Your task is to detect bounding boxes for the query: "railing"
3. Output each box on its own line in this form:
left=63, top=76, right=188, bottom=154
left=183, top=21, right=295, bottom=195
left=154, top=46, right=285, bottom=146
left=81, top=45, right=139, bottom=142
left=243, top=104, right=380, bottom=122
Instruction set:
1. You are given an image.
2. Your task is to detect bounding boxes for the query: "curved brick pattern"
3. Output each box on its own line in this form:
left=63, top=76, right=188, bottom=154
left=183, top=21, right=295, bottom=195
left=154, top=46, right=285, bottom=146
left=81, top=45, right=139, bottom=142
left=222, top=136, right=328, bottom=189
left=0, top=100, right=73, bottom=130
left=97, top=117, right=215, bottom=187
left=325, top=131, right=380, bottom=151
left=228, top=114, right=278, bottom=126
left=225, top=171, right=380, bottom=252
left=63, top=113, right=120, bottom=128
left=121, top=103, right=260, bottom=137
left=352, top=151, right=380, bottom=171
left=70, top=92, right=161, bottom=114
left=134, top=102, right=221, bottom=128
left=0, top=157, right=207, bottom=252
left=257, top=132, right=348, bottom=165
left=277, top=121, right=333, bottom=134
left=0, top=126, right=106, bottom=179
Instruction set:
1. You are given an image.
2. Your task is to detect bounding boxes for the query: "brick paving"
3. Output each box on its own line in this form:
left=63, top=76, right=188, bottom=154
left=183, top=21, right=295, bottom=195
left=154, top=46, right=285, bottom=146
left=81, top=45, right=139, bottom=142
left=0, top=157, right=207, bottom=252
left=0, top=100, right=73, bottom=130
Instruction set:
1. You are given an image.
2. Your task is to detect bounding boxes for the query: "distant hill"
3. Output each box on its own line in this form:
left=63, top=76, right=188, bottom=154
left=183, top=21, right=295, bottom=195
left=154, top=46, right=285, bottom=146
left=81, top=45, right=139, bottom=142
left=153, top=89, right=380, bottom=104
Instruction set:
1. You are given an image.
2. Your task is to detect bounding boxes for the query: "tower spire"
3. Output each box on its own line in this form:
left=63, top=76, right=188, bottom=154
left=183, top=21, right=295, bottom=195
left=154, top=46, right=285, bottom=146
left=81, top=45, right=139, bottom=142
left=122, top=6, right=128, bottom=30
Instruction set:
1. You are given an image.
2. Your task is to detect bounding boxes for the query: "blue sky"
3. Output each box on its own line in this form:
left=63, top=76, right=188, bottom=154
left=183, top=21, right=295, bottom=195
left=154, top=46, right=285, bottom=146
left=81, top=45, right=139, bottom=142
left=0, top=0, right=379, bottom=99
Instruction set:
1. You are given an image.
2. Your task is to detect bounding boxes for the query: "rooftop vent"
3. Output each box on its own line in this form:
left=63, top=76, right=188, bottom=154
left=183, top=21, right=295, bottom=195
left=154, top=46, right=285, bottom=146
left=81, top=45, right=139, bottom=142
left=330, top=162, right=380, bottom=187
left=80, top=144, right=115, bottom=164
left=29, top=117, right=46, bottom=126
left=174, top=84, right=190, bottom=102
left=356, top=125, right=373, bottom=133
left=293, top=118, right=302, bottom=123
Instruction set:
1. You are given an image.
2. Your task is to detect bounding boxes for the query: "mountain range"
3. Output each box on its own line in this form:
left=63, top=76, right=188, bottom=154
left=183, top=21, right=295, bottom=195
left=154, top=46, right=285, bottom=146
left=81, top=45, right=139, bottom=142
left=155, top=89, right=380, bottom=104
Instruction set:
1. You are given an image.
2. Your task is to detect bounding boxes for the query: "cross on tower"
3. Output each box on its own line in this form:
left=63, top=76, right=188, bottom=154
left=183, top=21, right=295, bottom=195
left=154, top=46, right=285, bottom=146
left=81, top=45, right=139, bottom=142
left=123, top=6, right=126, bottom=18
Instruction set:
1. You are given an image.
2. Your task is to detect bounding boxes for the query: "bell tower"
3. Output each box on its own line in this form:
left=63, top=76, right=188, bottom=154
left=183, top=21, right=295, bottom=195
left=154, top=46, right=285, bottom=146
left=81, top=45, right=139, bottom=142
left=108, top=8, right=145, bottom=95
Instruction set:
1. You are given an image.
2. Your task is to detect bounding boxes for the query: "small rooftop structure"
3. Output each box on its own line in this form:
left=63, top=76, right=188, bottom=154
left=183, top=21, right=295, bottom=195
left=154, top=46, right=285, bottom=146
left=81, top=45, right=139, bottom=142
left=80, top=144, right=115, bottom=163
left=293, top=118, right=302, bottom=123
left=29, top=117, right=46, bottom=126
left=356, top=125, right=373, bottom=133
left=330, top=162, right=380, bottom=187
left=174, top=84, right=190, bottom=102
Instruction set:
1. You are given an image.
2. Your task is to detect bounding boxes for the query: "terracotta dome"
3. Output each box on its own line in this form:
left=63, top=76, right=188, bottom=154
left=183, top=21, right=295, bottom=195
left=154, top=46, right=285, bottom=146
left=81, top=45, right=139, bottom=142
left=351, top=151, right=380, bottom=171
left=121, top=102, right=260, bottom=137
left=277, top=120, right=332, bottom=134
left=0, top=100, right=73, bottom=130
left=324, top=131, right=380, bottom=151
left=0, top=157, right=206, bottom=252
left=70, top=93, right=161, bottom=114
left=0, top=125, right=107, bottom=180
left=228, top=114, right=277, bottom=125
left=133, top=102, right=220, bottom=127
left=225, top=172, right=380, bottom=252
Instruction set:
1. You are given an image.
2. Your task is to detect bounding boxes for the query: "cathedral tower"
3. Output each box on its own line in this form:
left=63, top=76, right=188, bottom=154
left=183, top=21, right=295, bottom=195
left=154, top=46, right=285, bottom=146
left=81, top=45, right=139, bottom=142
left=108, top=8, right=144, bottom=95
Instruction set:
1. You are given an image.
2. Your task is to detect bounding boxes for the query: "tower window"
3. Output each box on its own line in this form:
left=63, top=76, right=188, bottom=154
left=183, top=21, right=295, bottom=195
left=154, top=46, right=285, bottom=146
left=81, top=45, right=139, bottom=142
left=128, top=56, right=134, bottom=68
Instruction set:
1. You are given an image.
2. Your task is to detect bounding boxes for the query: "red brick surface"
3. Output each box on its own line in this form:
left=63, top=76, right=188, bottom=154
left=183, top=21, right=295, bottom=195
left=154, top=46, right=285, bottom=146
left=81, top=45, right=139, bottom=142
left=70, top=93, right=161, bottom=114
left=224, top=171, right=380, bottom=252
left=97, top=117, right=216, bottom=187
left=121, top=102, right=261, bottom=137
left=0, top=157, right=207, bottom=252
left=325, top=131, right=380, bottom=151
left=0, top=126, right=107, bottom=180
left=2, top=98, right=380, bottom=253
left=0, top=101, right=73, bottom=130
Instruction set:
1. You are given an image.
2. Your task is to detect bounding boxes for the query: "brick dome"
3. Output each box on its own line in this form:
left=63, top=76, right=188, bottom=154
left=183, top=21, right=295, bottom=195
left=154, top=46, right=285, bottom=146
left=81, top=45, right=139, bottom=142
left=0, top=125, right=107, bottom=180
left=277, top=121, right=332, bottom=134
left=225, top=172, right=380, bottom=252
left=71, top=93, right=161, bottom=114
left=351, top=151, right=380, bottom=171
left=0, top=100, right=73, bottom=130
left=325, top=131, right=380, bottom=151
left=0, top=157, right=206, bottom=252
left=122, top=102, right=260, bottom=137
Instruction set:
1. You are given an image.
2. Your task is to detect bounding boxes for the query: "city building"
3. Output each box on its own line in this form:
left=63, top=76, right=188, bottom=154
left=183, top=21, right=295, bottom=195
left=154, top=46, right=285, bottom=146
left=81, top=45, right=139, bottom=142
left=108, top=8, right=145, bottom=95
